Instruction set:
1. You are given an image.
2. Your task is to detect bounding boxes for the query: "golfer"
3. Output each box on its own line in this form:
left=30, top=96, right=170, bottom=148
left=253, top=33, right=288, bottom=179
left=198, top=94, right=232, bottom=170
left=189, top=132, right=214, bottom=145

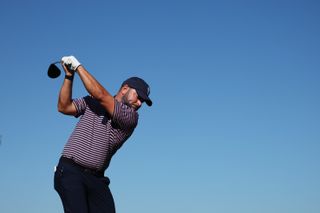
left=54, top=56, right=152, bottom=213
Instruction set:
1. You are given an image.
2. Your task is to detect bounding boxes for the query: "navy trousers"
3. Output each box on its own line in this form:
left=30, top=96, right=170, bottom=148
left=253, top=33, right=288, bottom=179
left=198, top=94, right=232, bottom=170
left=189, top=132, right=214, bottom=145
left=54, top=158, right=116, bottom=213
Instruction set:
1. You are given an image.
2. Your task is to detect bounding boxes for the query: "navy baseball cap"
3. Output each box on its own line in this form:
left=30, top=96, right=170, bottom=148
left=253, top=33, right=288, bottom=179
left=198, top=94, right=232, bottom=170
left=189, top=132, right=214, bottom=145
left=122, top=77, right=152, bottom=106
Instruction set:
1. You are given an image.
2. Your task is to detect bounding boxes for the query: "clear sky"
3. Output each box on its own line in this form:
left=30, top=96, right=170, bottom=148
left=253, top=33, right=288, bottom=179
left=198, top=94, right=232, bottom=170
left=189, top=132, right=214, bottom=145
left=0, top=0, right=319, bottom=212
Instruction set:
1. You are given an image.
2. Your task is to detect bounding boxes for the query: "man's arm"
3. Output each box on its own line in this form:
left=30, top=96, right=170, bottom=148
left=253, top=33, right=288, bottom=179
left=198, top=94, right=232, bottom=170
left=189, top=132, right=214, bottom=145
left=76, top=65, right=115, bottom=116
left=57, top=64, right=77, bottom=116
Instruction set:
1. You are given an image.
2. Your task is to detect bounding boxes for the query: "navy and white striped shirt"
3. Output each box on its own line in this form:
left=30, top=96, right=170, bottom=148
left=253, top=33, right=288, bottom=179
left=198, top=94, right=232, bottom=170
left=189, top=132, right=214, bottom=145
left=62, top=96, right=138, bottom=171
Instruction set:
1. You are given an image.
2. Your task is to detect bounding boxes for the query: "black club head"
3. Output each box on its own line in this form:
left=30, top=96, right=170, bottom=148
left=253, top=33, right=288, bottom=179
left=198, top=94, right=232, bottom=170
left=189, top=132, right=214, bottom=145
left=47, top=63, right=61, bottom=78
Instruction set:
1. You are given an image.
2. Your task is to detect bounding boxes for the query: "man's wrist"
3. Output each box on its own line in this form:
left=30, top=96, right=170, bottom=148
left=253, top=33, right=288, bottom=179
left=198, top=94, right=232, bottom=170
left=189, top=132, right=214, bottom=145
left=75, top=65, right=82, bottom=72
left=65, top=75, right=74, bottom=81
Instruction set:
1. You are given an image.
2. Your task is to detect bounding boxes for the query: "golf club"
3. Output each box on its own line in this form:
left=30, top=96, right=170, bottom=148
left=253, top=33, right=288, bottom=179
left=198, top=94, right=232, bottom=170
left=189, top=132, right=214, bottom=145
left=47, top=61, right=61, bottom=78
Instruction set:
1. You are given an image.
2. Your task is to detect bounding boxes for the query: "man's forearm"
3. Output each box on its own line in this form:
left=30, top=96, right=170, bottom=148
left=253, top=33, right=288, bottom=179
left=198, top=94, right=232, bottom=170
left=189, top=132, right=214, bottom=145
left=76, top=65, right=115, bottom=115
left=76, top=66, right=111, bottom=101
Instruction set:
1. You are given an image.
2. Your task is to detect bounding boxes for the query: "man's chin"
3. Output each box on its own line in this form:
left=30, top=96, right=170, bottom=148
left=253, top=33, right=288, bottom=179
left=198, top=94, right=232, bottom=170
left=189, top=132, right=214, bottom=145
left=132, top=104, right=141, bottom=111
left=132, top=106, right=139, bottom=111
left=123, top=102, right=138, bottom=110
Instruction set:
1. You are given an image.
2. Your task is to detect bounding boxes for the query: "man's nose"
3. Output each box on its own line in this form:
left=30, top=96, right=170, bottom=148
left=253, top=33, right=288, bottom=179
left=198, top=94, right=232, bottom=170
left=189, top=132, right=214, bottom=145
left=137, top=99, right=142, bottom=107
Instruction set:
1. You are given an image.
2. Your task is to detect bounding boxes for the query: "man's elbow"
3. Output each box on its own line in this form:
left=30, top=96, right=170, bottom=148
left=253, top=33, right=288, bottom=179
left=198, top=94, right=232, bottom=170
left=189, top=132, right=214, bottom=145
left=57, top=103, right=69, bottom=114
left=57, top=104, right=65, bottom=114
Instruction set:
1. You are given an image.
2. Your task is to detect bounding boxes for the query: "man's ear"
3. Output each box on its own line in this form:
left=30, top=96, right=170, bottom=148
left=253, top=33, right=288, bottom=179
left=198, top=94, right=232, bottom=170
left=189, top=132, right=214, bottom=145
left=120, top=84, right=130, bottom=95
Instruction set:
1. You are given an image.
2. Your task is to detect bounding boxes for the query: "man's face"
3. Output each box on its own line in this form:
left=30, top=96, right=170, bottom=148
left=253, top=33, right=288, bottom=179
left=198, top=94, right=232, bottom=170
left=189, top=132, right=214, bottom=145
left=122, top=88, right=143, bottom=110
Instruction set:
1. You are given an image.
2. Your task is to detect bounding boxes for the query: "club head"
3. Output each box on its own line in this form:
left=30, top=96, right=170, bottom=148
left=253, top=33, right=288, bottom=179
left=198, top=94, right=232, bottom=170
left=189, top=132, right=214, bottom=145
left=48, top=63, right=61, bottom=78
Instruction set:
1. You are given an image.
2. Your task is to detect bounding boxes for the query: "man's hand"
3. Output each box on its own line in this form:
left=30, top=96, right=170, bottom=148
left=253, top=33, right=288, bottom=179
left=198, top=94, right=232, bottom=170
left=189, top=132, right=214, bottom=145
left=61, top=55, right=81, bottom=71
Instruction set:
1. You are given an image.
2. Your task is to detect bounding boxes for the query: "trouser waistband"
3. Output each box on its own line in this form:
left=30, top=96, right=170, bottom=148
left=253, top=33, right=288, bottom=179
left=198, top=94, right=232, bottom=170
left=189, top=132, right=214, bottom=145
left=59, top=156, right=104, bottom=177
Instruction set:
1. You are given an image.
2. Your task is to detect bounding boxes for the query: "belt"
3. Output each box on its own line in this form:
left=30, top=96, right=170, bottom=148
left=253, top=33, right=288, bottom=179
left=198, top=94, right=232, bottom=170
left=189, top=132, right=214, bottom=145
left=59, top=156, right=104, bottom=177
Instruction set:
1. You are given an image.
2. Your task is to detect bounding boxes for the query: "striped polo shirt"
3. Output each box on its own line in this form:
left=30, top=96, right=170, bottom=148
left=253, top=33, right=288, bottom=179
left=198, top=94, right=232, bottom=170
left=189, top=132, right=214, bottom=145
left=61, top=96, right=138, bottom=171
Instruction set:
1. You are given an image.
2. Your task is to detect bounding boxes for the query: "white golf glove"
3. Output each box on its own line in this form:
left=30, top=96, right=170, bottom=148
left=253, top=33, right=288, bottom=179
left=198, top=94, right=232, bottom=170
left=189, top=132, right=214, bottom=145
left=61, top=55, right=81, bottom=71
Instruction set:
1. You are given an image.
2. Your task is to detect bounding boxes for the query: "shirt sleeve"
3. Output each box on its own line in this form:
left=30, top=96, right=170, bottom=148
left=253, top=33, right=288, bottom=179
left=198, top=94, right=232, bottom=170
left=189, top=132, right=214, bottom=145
left=112, top=100, right=139, bottom=130
left=72, top=96, right=90, bottom=118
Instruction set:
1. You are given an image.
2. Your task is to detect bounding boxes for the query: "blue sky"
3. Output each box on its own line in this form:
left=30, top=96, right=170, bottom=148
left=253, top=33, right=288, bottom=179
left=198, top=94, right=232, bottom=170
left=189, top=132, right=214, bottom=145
left=0, top=0, right=319, bottom=212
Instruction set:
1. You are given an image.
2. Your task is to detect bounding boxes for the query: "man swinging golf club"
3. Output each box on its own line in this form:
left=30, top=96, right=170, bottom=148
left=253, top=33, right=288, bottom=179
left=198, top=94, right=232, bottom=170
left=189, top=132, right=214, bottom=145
left=54, top=55, right=152, bottom=213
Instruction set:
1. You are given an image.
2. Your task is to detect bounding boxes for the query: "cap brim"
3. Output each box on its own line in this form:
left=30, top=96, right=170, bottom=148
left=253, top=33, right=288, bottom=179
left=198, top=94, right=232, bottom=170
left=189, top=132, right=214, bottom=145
left=136, top=90, right=152, bottom=106
left=145, top=98, right=152, bottom=106
left=141, top=95, right=152, bottom=106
